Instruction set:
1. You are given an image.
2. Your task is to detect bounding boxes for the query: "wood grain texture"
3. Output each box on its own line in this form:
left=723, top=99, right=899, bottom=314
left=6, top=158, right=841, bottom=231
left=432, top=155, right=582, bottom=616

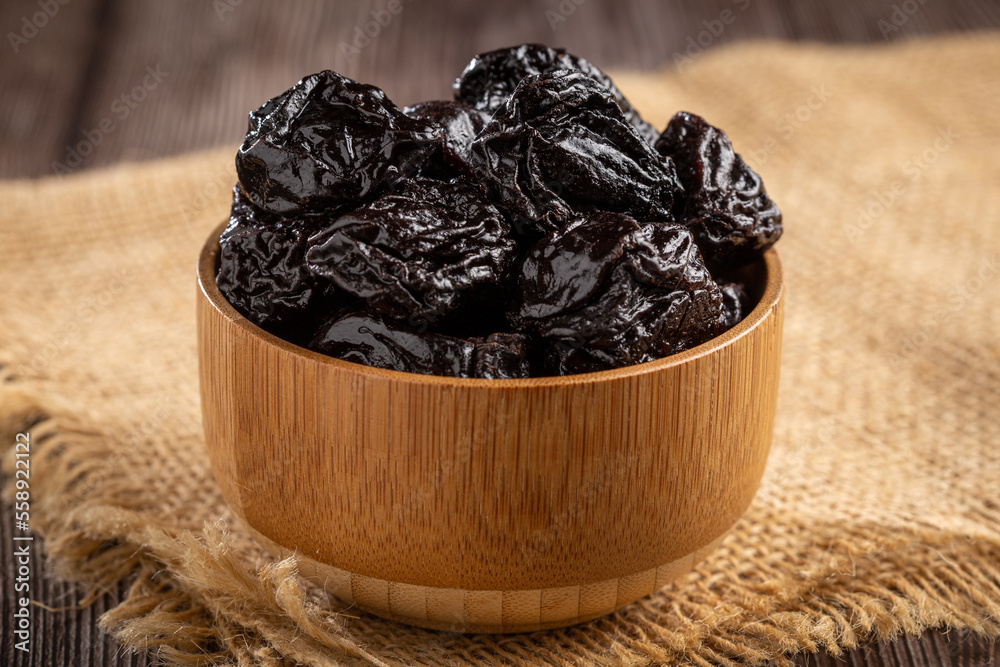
left=196, top=222, right=784, bottom=631
left=4, top=0, right=1000, bottom=662
left=0, top=512, right=149, bottom=667
left=254, top=524, right=729, bottom=634
left=2, top=0, right=999, bottom=179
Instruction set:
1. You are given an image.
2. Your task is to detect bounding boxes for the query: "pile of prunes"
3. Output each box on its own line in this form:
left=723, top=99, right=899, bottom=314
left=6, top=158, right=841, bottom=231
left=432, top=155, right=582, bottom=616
left=217, top=44, right=782, bottom=378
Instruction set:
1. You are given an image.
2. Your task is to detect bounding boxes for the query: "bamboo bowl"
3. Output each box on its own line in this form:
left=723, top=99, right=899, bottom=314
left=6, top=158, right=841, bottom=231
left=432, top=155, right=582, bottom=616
left=197, top=221, right=784, bottom=633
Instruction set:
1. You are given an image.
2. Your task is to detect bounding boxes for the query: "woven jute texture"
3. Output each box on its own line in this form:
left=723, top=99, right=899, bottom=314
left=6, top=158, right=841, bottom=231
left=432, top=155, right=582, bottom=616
left=3, top=35, right=1000, bottom=666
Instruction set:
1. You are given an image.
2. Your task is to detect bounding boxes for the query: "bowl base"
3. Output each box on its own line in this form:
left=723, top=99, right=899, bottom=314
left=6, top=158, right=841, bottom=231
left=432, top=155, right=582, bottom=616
left=247, top=525, right=728, bottom=634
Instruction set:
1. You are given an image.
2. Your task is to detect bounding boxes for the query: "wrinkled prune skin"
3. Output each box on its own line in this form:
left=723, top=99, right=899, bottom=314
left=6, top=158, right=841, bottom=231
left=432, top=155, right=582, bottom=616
left=305, top=178, right=518, bottom=324
left=468, top=333, right=533, bottom=379
left=310, top=311, right=531, bottom=379
left=216, top=187, right=336, bottom=341
left=310, top=311, right=471, bottom=376
left=510, top=212, right=724, bottom=376
left=219, top=56, right=783, bottom=379
left=655, top=111, right=782, bottom=270
left=454, top=44, right=659, bottom=145
left=236, top=70, right=439, bottom=215
left=719, top=282, right=751, bottom=329
left=471, top=70, right=682, bottom=238
left=403, top=101, right=492, bottom=180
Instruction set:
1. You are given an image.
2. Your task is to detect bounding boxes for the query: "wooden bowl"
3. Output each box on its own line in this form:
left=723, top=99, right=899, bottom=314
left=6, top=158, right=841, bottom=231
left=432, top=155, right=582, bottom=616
left=197, top=221, right=784, bottom=633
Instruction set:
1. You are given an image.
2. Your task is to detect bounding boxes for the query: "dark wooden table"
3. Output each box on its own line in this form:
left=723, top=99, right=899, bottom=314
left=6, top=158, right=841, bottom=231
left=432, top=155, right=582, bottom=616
left=2, top=1, right=998, bottom=665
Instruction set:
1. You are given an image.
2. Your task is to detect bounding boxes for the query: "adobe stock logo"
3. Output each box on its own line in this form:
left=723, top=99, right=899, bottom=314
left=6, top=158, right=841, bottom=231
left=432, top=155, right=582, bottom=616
left=338, top=0, right=416, bottom=63
left=844, top=126, right=957, bottom=244
left=878, top=0, right=933, bottom=40
left=7, top=0, right=71, bottom=54
left=671, top=0, right=752, bottom=72
left=545, top=0, right=587, bottom=31
left=51, top=65, right=170, bottom=175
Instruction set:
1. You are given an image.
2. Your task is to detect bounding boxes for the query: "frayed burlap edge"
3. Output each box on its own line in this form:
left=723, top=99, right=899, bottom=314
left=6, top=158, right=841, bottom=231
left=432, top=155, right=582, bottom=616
left=3, top=348, right=999, bottom=667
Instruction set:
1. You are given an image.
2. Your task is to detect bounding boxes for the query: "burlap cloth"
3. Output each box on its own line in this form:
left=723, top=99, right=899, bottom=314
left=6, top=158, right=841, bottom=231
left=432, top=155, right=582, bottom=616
left=2, top=35, right=999, bottom=666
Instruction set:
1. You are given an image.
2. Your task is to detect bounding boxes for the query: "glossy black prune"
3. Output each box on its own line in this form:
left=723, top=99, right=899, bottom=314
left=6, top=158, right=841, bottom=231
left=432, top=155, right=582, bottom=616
left=309, top=311, right=532, bottom=379
left=304, top=178, right=517, bottom=324
left=219, top=51, right=783, bottom=379
left=470, top=70, right=682, bottom=238
left=236, top=70, right=439, bottom=215
left=510, top=211, right=724, bottom=376
left=403, top=100, right=492, bottom=180
left=216, top=186, right=336, bottom=340
left=719, top=282, right=751, bottom=329
left=467, top=333, right=533, bottom=379
left=454, top=44, right=659, bottom=144
left=655, top=111, right=782, bottom=270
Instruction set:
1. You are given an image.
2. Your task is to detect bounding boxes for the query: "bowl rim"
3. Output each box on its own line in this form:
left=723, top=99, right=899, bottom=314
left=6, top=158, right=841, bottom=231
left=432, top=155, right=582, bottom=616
left=198, top=220, right=783, bottom=388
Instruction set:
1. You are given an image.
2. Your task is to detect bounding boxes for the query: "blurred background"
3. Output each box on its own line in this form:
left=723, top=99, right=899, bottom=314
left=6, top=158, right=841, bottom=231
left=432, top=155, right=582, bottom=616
left=2, top=0, right=999, bottom=179
left=2, top=1, right=1000, bottom=666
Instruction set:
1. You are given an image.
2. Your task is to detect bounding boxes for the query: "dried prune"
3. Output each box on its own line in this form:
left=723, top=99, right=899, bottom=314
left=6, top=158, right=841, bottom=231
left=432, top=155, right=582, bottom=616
left=655, top=111, right=782, bottom=270
left=510, top=211, right=724, bottom=375
left=403, top=100, right=492, bottom=180
left=236, top=70, right=439, bottom=215
left=467, top=333, right=532, bottom=379
left=470, top=70, right=682, bottom=238
left=719, top=282, right=751, bottom=329
left=216, top=186, right=336, bottom=340
left=310, top=311, right=531, bottom=379
left=454, top=44, right=659, bottom=144
left=220, top=48, right=783, bottom=379
left=305, top=178, right=517, bottom=324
